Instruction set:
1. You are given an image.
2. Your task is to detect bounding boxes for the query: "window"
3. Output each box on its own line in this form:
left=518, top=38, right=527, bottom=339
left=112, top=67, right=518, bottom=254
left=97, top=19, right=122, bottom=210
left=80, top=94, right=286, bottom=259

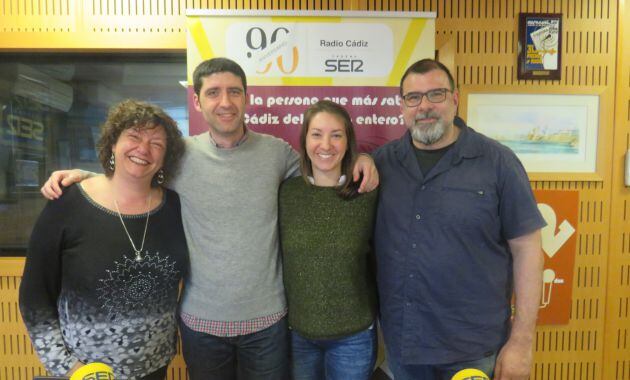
left=0, top=53, right=187, bottom=255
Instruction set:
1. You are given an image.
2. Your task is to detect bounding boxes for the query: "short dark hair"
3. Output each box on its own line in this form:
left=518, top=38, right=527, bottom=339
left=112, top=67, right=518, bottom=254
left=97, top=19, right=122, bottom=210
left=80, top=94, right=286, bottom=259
left=400, top=59, right=456, bottom=93
left=193, top=57, right=247, bottom=96
left=299, top=100, right=360, bottom=200
left=97, top=99, right=185, bottom=187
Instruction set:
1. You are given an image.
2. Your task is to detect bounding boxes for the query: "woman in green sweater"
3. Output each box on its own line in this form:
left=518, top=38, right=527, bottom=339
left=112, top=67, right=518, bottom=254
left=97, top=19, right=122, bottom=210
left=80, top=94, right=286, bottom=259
left=278, top=100, right=378, bottom=380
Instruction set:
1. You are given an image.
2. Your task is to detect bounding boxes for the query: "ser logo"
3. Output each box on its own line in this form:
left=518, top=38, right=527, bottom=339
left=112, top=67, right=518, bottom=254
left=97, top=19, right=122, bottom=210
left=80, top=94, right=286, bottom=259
left=245, top=26, right=299, bottom=74
left=4, top=114, right=44, bottom=141
left=324, top=59, right=364, bottom=73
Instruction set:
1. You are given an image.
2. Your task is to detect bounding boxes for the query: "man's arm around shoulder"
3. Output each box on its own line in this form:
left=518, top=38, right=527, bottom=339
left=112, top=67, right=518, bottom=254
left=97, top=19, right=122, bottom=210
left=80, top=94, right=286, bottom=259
left=41, top=169, right=96, bottom=200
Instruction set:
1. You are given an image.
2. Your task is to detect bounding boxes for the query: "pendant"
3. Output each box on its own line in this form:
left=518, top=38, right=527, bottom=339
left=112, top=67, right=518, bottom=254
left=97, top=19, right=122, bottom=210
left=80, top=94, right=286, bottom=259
left=134, top=250, right=143, bottom=262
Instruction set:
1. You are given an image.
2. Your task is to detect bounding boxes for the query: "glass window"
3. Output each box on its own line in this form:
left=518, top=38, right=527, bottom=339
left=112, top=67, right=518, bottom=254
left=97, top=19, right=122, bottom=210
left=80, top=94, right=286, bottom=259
left=0, top=53, right=187, bottom=256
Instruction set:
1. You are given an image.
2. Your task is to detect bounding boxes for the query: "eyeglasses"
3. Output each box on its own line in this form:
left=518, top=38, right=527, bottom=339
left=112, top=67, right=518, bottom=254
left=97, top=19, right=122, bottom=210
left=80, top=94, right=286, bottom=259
left=401, top=88, right=452, bottom=107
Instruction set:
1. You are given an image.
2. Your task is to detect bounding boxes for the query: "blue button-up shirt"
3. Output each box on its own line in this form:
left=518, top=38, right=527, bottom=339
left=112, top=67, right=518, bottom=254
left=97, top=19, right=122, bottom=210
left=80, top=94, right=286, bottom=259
left=373, top=117, right=545, bottom=365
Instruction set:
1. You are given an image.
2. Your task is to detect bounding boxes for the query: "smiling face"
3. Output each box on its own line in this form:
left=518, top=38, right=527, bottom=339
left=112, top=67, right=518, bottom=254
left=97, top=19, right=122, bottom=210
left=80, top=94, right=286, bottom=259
left=305, top=111, right=348, bottom=183
left=401, top=69, right=459, bottom=149
left=193, top=71, right=247, bottom=146
left=112, top=125, right=167, bottom=184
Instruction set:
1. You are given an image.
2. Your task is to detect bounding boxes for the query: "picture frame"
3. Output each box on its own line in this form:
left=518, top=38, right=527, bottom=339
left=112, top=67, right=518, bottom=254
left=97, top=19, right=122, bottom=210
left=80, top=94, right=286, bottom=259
left=464, top=92, right=601, bottom=180
left=517, top=13, right=562, bottom=80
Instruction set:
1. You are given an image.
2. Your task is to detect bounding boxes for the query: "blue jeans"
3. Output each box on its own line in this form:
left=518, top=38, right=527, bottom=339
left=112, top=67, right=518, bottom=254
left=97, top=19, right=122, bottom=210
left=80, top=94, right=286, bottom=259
left=291, top=325, right=377, bottom=380
left=387, top=347, right=496, bottom=380
left=179, top=317, right=289, bottom=380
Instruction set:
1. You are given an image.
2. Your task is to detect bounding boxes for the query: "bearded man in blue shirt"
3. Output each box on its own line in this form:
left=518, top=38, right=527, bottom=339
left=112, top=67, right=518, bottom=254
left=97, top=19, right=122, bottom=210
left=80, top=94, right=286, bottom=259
left=373, top=59, right=546, bottom=380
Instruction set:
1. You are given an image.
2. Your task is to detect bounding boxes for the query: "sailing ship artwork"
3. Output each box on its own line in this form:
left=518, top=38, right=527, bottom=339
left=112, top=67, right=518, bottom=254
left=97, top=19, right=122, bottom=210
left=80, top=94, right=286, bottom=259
left=466, top=94, right=599, bottom=173
left=497, top=124, right=579, bottom=155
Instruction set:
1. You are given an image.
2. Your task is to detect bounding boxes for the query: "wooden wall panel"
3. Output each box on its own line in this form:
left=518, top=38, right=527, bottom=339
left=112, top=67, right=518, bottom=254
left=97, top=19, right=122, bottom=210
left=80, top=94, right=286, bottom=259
left=0, top=1, right=627, bottom=379
left=0, top=261, right=48, bottom=380
left=0, top=0, right=74, bottom=32
left=430, top=3, right=617, bottom=377
left=604, top=1, right=630, bottom=379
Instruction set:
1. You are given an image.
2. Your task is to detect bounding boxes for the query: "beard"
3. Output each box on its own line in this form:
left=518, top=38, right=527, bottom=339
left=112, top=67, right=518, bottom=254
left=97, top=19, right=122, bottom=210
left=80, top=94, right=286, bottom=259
left=409, top=112, right=447, bottom=146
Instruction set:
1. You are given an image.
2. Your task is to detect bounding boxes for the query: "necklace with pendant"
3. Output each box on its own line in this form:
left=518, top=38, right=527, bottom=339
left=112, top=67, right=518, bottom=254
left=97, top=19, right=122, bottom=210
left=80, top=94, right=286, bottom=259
left=114, top=191, right=152, bottom=262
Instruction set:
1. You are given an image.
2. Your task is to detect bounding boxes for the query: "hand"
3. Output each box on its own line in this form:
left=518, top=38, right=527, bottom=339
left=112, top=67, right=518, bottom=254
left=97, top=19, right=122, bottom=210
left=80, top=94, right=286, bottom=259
left=40, top=169, right=90, bottom=200
left=65, top=360, right=85, bottom=377
left=353, top=154, right=379, bottom=193
left=493, top=337, right=533, bottom=380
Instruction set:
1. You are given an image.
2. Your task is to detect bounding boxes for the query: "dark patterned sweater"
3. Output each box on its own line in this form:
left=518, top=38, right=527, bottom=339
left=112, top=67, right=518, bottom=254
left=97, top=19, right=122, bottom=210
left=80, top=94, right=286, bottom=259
left=19, top=184, right=188, bottom=379
left=278, top=177, right=378, bottom=339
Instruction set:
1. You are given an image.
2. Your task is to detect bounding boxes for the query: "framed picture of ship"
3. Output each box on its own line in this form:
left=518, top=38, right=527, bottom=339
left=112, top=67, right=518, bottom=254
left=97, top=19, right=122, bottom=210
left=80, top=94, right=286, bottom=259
left=465, top=93, right=599, bottom=176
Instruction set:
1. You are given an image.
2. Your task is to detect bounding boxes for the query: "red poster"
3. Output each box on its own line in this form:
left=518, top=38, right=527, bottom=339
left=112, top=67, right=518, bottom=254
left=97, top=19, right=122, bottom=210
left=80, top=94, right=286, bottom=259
left=534, top=190, right=578, bottom=325
left=187, top=86, right=407, bottom=151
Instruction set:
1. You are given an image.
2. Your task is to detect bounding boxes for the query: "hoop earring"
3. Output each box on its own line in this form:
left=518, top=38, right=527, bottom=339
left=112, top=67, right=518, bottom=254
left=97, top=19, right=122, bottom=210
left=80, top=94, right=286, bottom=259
left=109, top=153, right=115, bottom=171
left=156, top=169, right=165, bottom=185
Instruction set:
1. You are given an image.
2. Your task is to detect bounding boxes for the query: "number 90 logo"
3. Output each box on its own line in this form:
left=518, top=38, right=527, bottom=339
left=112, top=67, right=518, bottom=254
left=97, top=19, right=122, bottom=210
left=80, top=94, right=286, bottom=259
left=245, top=27, right=299, bottom=74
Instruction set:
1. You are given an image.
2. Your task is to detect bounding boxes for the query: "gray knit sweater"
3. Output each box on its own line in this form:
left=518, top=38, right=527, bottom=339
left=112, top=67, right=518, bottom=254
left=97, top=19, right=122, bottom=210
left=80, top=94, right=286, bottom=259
left=173, top=131, right=299, bottom=321
left=279, top=177, right=378, bottom=339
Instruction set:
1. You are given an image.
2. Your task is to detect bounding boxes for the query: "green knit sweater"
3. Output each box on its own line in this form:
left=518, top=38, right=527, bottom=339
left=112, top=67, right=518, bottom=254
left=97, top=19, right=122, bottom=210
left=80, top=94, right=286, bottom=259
left=278, top=176, right=378, bottom=340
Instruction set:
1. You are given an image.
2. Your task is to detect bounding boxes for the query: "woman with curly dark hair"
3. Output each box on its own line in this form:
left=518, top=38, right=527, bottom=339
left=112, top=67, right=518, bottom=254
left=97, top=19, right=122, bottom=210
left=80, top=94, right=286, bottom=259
left=19, top=99, right=188, bottom=380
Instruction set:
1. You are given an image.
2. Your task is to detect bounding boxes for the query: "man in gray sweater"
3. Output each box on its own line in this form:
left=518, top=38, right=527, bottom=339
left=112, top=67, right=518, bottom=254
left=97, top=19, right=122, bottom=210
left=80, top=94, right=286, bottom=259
left=40, top=57, right=377, bottom=380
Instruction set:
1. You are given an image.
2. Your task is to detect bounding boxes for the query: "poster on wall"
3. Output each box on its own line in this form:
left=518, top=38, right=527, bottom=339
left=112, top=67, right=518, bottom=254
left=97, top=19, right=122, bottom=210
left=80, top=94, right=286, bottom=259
left=534, top=190, right=578, bottom=325
left=517, top=13, right=562, bottom=80
left=185, top=10, right=436, bottom=151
